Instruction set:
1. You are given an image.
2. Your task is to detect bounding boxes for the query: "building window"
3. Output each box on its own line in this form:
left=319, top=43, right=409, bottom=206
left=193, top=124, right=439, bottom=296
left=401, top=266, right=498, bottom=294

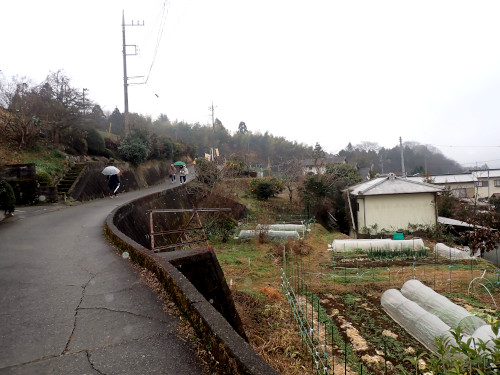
left=475, top=181, right=486, bottom=187
left=495, top=180, right=500, bottom=187
left=453, top=188, right=467, bottom=198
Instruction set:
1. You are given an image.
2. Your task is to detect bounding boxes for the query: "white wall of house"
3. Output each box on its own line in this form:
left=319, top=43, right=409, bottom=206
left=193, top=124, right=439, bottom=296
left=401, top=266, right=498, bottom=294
left=476, top=178, right=500, bottom=199
left=442, top=183, right=475, bottom=199
left=408, top=173, right=500, bottom=200
left=356, top=193, right=437, bottom=232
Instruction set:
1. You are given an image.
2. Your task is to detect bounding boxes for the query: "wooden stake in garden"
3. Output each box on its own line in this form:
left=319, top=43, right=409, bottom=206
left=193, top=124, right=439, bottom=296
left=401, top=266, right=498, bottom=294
left=344, top=331, right=347, bottom=375
left=331, top=325, right=334, bottom=373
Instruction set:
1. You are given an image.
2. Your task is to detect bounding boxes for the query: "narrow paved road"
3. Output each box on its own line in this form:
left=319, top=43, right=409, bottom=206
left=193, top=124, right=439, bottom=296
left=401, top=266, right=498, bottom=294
left=0, top=175, right=205, bottom=374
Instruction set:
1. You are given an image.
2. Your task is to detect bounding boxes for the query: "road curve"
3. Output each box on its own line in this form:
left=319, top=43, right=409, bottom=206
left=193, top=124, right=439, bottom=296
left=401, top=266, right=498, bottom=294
left=0, top=173, right=205, bottom=374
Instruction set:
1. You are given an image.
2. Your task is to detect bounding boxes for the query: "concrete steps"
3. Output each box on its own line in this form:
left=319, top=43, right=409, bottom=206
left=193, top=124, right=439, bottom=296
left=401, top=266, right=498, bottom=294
left=57, top=163, right=87, bottom=195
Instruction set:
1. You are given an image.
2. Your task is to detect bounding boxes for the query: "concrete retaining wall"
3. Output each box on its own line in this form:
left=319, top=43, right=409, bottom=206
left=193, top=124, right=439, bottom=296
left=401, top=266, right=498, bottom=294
left=104, top=188, right=279, bottom=375
left=71, top=160, right=170, bottom=201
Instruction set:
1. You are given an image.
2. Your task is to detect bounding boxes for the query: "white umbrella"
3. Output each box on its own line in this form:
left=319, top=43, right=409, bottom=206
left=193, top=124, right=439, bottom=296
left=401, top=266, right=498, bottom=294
left=102, top=166, right=120, bottom=175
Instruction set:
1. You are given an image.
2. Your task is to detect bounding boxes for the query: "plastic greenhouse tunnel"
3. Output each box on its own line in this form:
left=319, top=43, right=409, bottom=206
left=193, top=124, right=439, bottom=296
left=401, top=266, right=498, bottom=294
left=381, top=280, right=499, bottom=353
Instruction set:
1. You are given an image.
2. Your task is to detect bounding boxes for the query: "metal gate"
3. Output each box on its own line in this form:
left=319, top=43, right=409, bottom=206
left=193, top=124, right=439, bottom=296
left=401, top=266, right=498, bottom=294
left=147, top=208, right=231, bottom=252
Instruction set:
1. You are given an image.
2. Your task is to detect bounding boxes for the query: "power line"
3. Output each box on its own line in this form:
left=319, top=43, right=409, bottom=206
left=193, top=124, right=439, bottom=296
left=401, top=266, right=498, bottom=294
left=422, top=143, right=500, bottom=166
left=141, top=0, right=166, bottom=48
left=434, top=144, right=500, bottom=148
left=461, top=158, right=500, bottom=166
left=144, top=0, right=169, bottom=84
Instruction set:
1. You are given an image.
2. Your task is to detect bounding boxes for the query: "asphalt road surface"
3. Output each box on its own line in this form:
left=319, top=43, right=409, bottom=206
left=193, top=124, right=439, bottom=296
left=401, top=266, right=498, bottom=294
left=0, top=173, right=205, bottom=374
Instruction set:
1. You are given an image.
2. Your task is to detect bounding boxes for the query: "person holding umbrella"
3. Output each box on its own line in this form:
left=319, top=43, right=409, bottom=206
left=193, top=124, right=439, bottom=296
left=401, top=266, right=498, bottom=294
left=179, top=165, right=188, bottom=184
left=173, top=161, right=187, bottom=184
left=102, top=166, right=121, bottom=198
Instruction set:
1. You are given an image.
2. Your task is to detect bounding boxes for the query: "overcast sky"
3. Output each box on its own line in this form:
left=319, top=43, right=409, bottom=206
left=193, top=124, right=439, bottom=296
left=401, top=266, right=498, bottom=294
left=2, top=0, right=500, bottom=168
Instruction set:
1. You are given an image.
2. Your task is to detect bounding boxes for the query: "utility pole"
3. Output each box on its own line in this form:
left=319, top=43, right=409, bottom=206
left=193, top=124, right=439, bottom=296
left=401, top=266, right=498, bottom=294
left=208, top=102, right=216, bottom=160
left=122, top=10, right=144, bottom=135
left=82, top=88, right=88, bottom=116
left=399, top=136, right=406, bottom=178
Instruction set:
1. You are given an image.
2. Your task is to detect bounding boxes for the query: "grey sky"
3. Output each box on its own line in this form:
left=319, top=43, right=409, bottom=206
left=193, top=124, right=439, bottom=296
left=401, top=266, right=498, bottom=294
left=2, top=0, right=500, bottom=168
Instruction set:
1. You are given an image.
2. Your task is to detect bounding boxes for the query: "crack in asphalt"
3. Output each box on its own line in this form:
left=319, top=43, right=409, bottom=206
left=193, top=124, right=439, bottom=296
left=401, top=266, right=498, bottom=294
left=0, top=354, right=59, bottom=371
left=62, top=274, right=96, bottom=355
left=86, top=350, right=105, bottom=375
left=77, top=306, right=172, bottom=324
left=1, top=333, right=169, bottom=372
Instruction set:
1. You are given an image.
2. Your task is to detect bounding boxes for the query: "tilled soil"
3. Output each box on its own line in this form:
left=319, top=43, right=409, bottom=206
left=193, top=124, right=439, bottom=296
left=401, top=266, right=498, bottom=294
left=319, top=286, right=428, bottom=374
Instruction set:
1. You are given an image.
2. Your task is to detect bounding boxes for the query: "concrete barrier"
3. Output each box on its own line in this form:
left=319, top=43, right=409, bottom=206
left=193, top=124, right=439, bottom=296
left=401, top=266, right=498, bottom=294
left=104, top=189, right=279, bottom=375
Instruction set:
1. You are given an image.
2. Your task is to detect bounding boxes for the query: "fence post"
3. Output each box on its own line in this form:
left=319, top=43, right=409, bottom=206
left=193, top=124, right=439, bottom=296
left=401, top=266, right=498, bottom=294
left=384, top=340, right=387, bottom=375
left=311, top=293, right=314, bottom=342
left=449, top=264, right=452, bottom=293
left=344, top=331, right=347, bottom=375
left=305, top=284, right=308, bottom=331
left=331, top=325, right=334, bottom=373
left=296, top=262, right=300, bottom=293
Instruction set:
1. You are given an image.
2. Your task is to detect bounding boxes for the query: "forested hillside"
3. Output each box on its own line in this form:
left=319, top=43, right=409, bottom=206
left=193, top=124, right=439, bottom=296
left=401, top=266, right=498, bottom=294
left=339, top=141, right=465, bottom=175
left=1, top=72, right=466, bottom=174
left=0, top=72, right=312, bottom=167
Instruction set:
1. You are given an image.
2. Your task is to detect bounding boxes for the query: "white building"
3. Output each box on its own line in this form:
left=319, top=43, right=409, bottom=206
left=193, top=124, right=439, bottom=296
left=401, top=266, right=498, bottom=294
left=347, top=174, right=443, bottom=235
left=300, top=156, right=346, bottom=175
left=407, top=169, right=500, bottom=200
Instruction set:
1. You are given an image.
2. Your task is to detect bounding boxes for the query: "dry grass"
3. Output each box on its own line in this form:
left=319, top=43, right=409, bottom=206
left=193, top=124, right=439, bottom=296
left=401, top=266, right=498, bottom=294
left=233, top=291, right=317, bottom=375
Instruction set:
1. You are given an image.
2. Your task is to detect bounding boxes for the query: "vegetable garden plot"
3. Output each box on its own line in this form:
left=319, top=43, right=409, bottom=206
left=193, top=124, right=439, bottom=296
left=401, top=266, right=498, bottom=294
left=319, top=289, right=429, bottom=374
left=283, top=245, right=499, bottom=374
left=284, top=258, right=430, bottom=374
left=321, top=288, right=425, bottom=374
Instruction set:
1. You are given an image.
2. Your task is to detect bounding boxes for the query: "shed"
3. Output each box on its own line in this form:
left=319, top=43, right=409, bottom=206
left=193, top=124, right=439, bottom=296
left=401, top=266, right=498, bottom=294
left=347, top=173, right=443, bottom=235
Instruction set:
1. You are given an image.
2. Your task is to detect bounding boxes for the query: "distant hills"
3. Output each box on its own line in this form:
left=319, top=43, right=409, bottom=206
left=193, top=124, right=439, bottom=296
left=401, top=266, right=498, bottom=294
left=338, top=142, right=464, bottom=176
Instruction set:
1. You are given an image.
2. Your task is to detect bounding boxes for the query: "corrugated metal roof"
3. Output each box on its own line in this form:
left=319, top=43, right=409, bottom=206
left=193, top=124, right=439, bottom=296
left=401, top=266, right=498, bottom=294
left=438, top=216, right=491, bottom=229
left=349, top=175, right=443, bottom=196
left=473, top=169, right=500, bottom=179
left=407, top=170, right=500, bottom=184
left=407, top=174, right=473, bottom=184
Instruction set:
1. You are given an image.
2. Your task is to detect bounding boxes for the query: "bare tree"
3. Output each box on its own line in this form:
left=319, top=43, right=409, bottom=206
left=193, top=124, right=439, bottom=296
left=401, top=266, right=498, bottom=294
left=459, top=203, right=500, bottom=257
left=0, top=78, right=43, bottom=149
left=40, top=71, right=85, bottom=144
left=0, top=71, right=89, bottom=149
left=281, top=158, right=303, bottom=203
left=354, top=141, right=381, bottom=152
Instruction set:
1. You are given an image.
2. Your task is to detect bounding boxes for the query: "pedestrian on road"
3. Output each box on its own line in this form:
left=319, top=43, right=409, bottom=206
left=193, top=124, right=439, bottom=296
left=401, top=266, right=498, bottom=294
left=179, top=165, right=188, bottom=184
left=107, top=173, right=120, bottom=198
left=169, top=164, right=176, bottom=183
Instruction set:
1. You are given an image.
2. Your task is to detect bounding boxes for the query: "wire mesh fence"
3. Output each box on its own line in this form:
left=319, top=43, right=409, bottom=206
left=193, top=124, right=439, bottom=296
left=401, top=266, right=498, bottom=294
left=328, top=247, right=500, bottom=305
left=281, top=247, right=500, bottom=374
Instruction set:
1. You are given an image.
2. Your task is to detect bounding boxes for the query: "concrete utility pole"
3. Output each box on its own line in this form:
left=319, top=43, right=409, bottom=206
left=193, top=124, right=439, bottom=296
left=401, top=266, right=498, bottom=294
left=208, top=102, right=216, bottom=160
left=122, top=10, right=144, bottom=135
left=400, top=136, right=406, bottom=178
left=82, top=88, right=88, bottom=116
